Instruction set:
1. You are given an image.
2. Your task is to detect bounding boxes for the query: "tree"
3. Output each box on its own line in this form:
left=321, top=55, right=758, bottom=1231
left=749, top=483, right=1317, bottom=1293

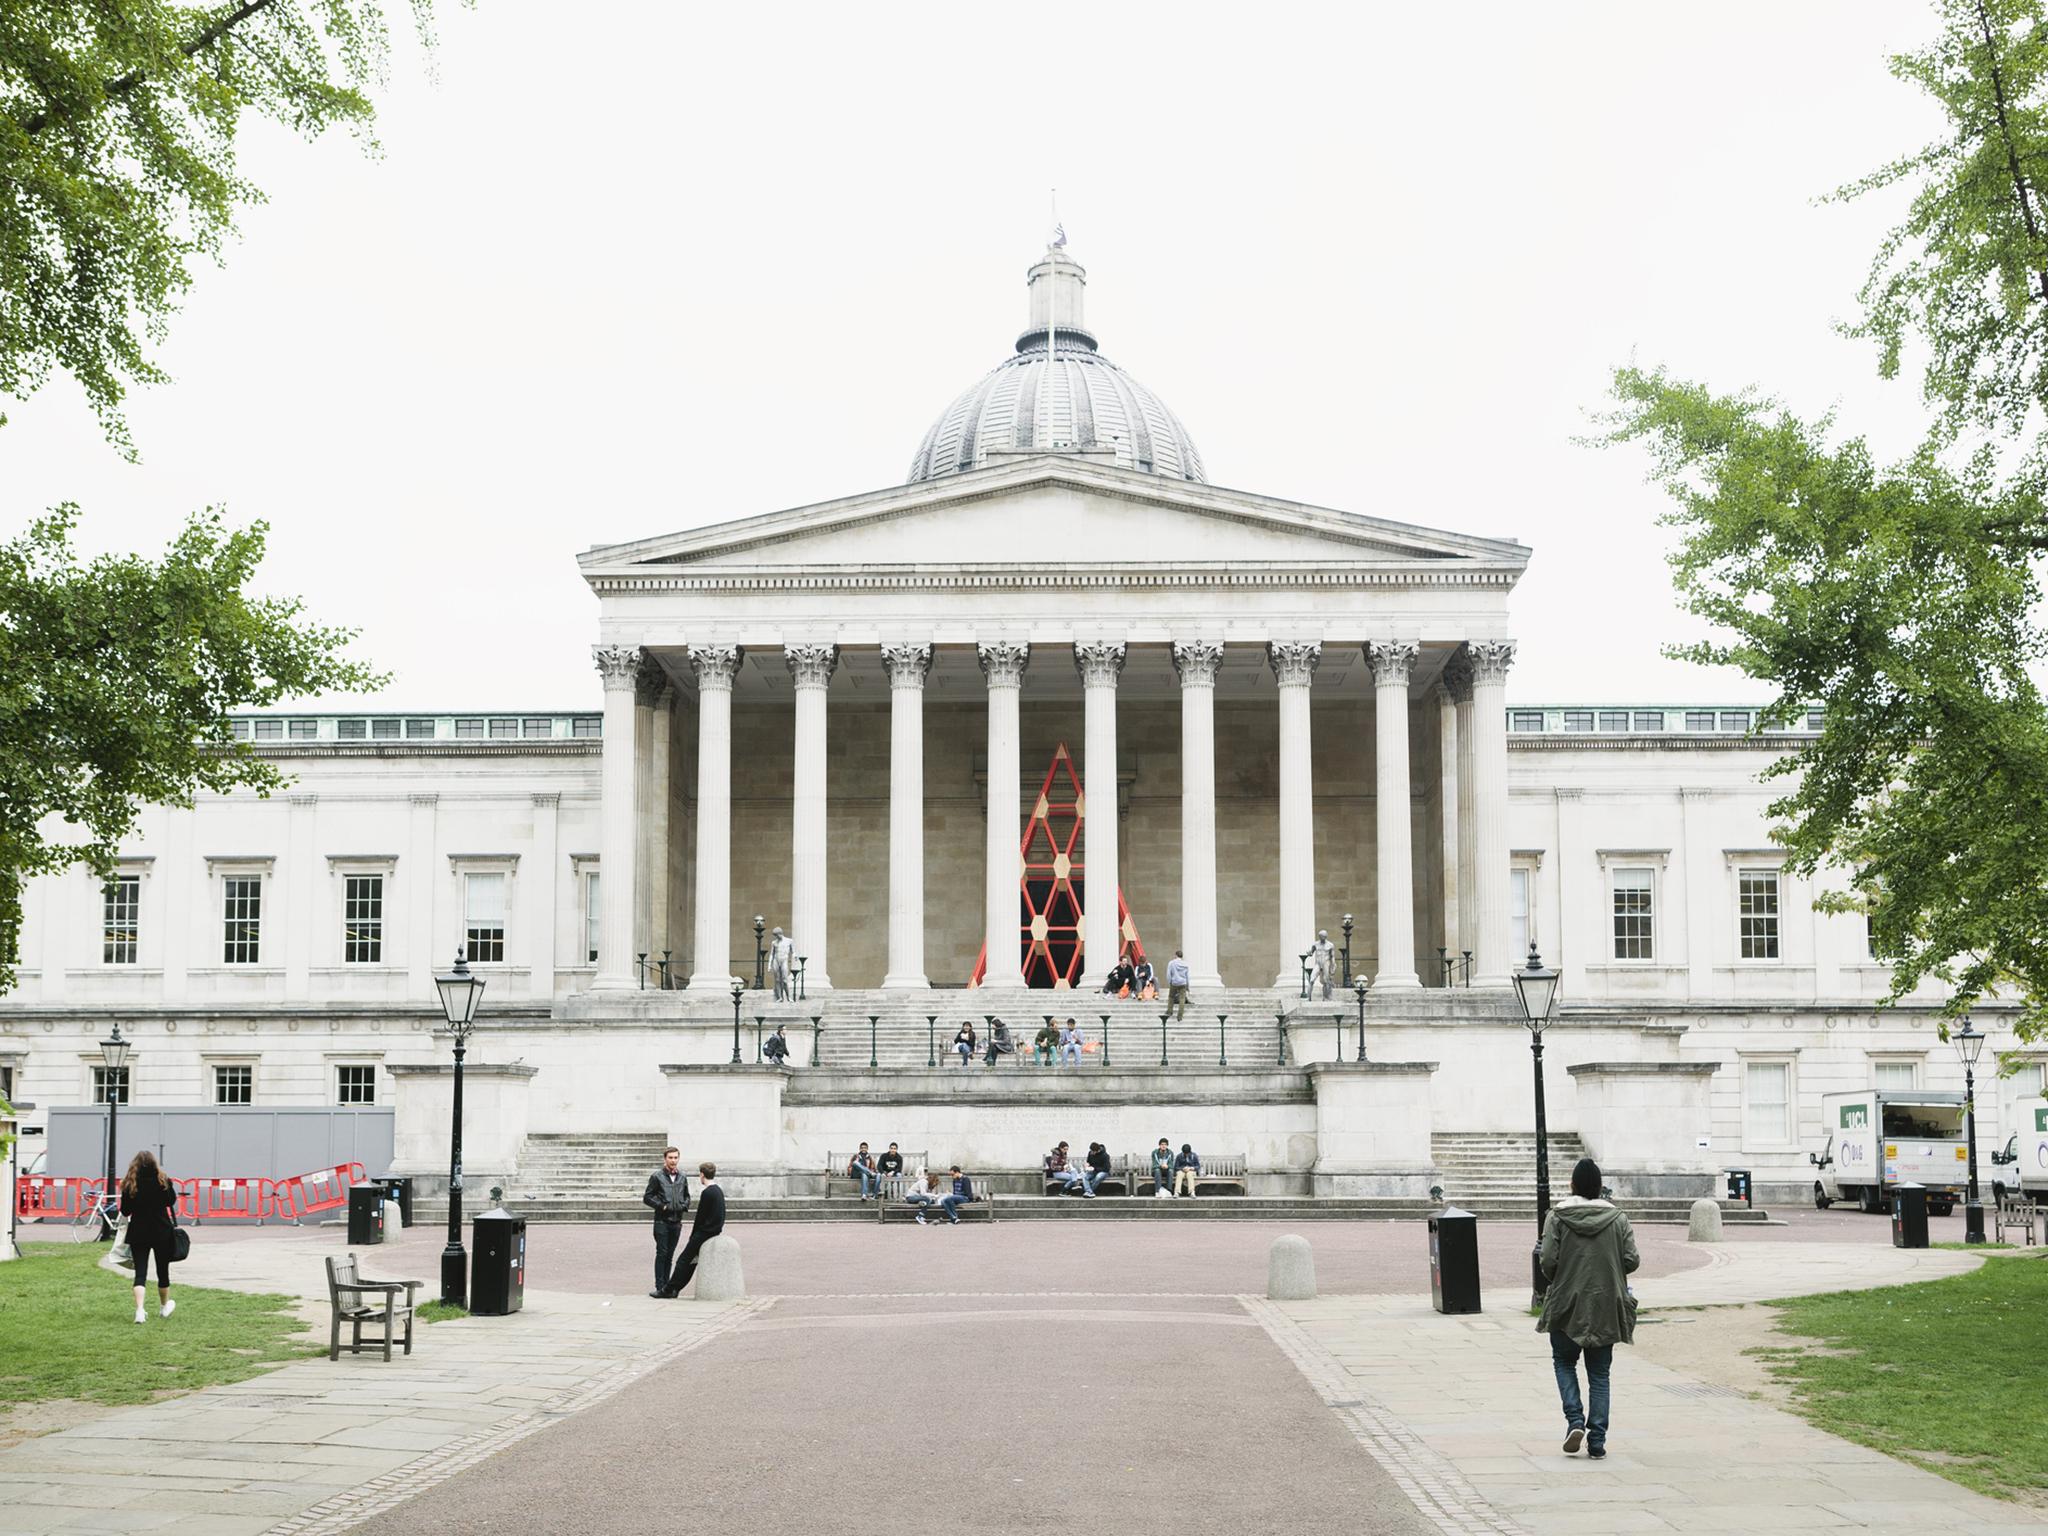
left=0, top=504, right=383, bottom=994
left=2, top=1, right=449, bottom=456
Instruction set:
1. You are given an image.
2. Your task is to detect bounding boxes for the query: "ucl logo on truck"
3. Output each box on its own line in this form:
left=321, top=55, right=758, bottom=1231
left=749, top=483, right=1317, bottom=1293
left=1840, top=1105, right=1869, bottom=1131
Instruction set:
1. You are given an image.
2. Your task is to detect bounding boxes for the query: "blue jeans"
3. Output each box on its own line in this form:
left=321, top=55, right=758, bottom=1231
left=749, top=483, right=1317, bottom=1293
left=906, top=1193, right=937, bottom=1217
left=940, top=1194, right=968, bottom=1224
left=1060, top=1042, right=1080, bottom=1064
left=1082, top=1169, right=1108, bottom=1194
left=1550, top=1332, right=1612, bottom=1449
left=856, top=1166, right=880, bottom=1197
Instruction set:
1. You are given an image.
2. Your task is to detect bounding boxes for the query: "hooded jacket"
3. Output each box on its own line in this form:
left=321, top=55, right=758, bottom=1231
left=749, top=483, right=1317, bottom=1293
left=1536, top=1198, right=1640, bottom=1347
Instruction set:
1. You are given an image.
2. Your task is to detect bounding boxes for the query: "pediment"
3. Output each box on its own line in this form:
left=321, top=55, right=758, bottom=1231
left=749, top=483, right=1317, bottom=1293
left=581, top=458, right=1527, bottom=580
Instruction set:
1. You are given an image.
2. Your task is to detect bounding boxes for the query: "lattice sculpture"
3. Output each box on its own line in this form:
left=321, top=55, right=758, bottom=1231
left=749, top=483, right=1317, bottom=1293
left=971, top=742, right=1144, bottom=988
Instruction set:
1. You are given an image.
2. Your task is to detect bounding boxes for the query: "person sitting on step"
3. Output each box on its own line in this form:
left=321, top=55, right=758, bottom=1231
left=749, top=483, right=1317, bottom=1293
left=984, top=1018, right=1015, bottom=1066
left=1033, top=1021, right=1060, bottom=1066
left=1102, top=953, right=1136, bottom=996
left=1133, top=956, right=1158, bottom=1001
left=1058, top=1018, right=1085, bottom=1065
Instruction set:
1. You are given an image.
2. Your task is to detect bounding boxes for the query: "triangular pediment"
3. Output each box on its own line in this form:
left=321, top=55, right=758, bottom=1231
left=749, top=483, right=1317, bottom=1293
left=579, top=457, right=1527, bottom=579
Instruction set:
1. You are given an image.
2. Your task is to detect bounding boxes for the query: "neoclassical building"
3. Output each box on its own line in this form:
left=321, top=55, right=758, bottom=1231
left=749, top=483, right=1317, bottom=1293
left=3, top=248, right=2038, bottom=1213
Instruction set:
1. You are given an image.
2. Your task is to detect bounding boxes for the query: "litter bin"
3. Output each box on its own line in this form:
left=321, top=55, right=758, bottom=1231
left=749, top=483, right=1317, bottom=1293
left=1429, top=1205, right=1481, bottom=1315
left=382, top=1177, right=414, bottom=1228
left=346, top=1184, right=385, bottom=1246
left=1891, top=1182, right=1929, bottom=1249
left=1723, top=1169, right=1753, bottom=1208
left=471, top=1206, right=526, bottom=1316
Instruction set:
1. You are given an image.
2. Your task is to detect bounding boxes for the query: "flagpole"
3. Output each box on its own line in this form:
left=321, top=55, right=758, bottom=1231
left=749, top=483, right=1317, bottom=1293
left=1047, top=188, right=1057, bottom=367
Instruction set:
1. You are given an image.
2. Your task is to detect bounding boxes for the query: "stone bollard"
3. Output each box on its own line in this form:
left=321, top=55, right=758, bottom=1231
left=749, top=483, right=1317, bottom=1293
left=1687, top=1197, right=1723, bottom=1243
left=1267, top=1233, right=1316, bottom=1300
left=693, top=1234, right=746, bottom=1300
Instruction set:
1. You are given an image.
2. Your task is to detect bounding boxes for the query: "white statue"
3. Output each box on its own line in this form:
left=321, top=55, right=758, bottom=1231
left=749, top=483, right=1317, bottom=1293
left=1309, top=929, right=1336, bottom=1000
left=769, top=926, right=797, bottom=1001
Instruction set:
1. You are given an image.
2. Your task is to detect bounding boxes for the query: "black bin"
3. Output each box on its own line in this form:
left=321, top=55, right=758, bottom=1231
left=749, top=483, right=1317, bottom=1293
left=1891, top=1182, right=1929, bottom=1249
left=1429, top=1205, right=1482, bottom=1314
left=382, top=1177, right=413, bottom=1228
left=471, top=1207, right=526, bottom=1316
left=346, top=1184, right=385, bottom=1246
left=1724, top=1169, right=1753, bottom=1208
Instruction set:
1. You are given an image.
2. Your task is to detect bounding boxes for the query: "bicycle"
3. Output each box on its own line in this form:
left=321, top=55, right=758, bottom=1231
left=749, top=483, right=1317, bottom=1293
left=69, top=1185, right=119, bottom=1244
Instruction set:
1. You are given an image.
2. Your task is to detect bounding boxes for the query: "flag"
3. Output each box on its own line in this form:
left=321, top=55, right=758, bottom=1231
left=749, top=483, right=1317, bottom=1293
left=1051, top=223, right=1067, bottom=249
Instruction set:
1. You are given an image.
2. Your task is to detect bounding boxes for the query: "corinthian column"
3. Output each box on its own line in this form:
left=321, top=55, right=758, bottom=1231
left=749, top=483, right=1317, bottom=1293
left=1075, top=640, right=1126, bottom=985
left=881, top=643, right=931, bottom=989
left=1443, top=649, right=1476, bottom=974
left=686, top=644, right=742, bottom=991
left=786, top=643, right=837, bottom=991
left=978, top=640, right=1030, bottom=988
left=590, top=645, right=642, bottom=990
left=1173, top=640, right=1224, bottom=988
left=1468, top=639, right=1516, bottom=987
left=1369, top=640, right=1422, bottom=990
left=1269, top=641, right=1320, bottom=987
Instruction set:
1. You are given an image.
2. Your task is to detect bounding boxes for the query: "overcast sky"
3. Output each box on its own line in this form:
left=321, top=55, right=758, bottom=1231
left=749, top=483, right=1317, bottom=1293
left=0, top=1, right=1943, bottom=709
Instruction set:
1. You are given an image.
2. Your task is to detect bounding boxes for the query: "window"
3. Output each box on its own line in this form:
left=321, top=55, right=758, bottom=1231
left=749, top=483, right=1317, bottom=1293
left=522, top=718, right=552, bottom=739
left=253, top=718, right=284, bottom=741
left=584, top=870, right=601, bottom=964
left=2011, top=1064, right=2046, bottom=1100
left=92, top=1065, right=130, bottom=1104
left=489, top=718, right=518, bottom=740
left=1562, top=710, right=1595, bottom=732
left=1597, top=710, right=1629, bottom=732
left=1738, top=869, right=1780, bottom=959
left=230, top=719, right=251, bottom=741
left=1510, top=868, right=1531, bottom=962
left=371, top=718, right=401, bottom=740
left=572, top=716, right=602, bottom=738
left=1612, top=868, right=1654, bottom=960
left=288, top=719, right=318, bottom=740
left=464, top=872, right=507, bottom=962
left=1632, top=710, right=1664, bottom=731
left=455, top=718, right=485, bottom=739
left=102, top=875, right=139, bottom=964
left=338, top=719, right=368, bottom=740
left=336, top=1065, right=377, bottom=1105
left=1874, top=1061, right=1919, bottom=1091
left=406, top=718, right=436, bottom=739
left=1744, top=1061, right=1792, bottom=1145
left=1719, top=710, right=1750, bottom=733
left=222, top=876, right=262, bottom=963
left=1510, top=711, right=1545, bottom=733
left=344, top=875, right=384, bottom=963
left=1865, top=910, right=1879, bottom=961
left=1806, top=708, right=1825, bottom=731
left=1684, top=710, right=1715, bottom=731
left=213, top=1064, right=252, bottom=1105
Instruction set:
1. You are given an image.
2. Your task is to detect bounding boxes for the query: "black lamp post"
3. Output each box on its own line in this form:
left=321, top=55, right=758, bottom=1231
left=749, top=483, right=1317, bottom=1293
left=433, top=952, right=486, bottom=1308
left=752, top=916, right=766, bottom=991
left=99, top=1023, right=131, bottom=1239
left=1512, top=942, right=1561, bottom=1305
left=730, top=976, right=745, bottom=1065
left=1953, top=1018, right=1987, bottom=1245
left=1340, top=915, right=1354, bottom=990
left=1352, top=974, right=1371, bottom=1062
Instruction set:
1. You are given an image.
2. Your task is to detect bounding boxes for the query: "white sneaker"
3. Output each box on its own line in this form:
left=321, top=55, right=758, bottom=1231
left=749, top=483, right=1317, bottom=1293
left=133, top=1308, right=146, bottom=1324
left=1083, top=1190, right=1096, bottom=1199
left=160, top=1299, right=176, bottom=1319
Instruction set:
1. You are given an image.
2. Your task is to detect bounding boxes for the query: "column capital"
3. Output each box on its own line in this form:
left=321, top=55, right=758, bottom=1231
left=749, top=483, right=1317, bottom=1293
left=634, top=656, right=668, bottom=706
left=1267, top=640, right=1321, bottom=687
left=1366, top=639, right=1421, bottom=686
left=1467, top=639, right=1516, bottom=684
left=1172, top=639, right=1224, bottom=687
left=1441, top=649, right=1475, bottom=703
left=1073, top=640, right=1127, bottom=689
left=881, top=642, right=932, bottom=688
left=687, top=644, right=744, bottom=691
left=977, top=640, right=1030, bottom=687
left=592, top=644, right=642, bottom=688
left=785, top=642, right=840, bottom=689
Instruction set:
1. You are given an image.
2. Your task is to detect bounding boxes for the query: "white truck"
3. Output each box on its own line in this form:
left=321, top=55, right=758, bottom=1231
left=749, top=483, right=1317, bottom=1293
left=1990, top=1097, right=2048, bottom=1200
left=1811, top=1090, right=1968, bottom=1216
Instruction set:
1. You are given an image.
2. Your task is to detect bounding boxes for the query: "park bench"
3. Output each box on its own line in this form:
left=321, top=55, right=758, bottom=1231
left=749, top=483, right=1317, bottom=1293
left=827, top=1149, right=927, bottom=1198
left=1131, top=1153, right=1249, bottom=1197
left=1042, top=1162, right=1129, bottom=1196
left=1993, top=1185, right=2040, bottom=1246
left=880, top=1175, right=995, bottom=1223
left=324, top=1252, right=423, bottom=1362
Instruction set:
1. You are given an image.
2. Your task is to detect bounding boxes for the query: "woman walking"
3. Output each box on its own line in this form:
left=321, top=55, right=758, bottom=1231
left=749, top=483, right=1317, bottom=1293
left=1537, top=1157, right=1639, bottom=1459
left=120, top=1151, right=179, bottom=1324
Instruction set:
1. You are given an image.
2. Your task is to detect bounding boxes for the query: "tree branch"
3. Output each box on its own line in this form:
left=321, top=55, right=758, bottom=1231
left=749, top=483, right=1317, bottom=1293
left=17, top=0, right=284, bottom=136
left=1973, top=0, right=2048, bottom=306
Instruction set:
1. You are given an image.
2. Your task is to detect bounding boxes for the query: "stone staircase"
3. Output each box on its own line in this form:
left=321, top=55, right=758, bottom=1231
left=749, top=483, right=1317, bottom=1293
left=1430, top=1132, right=1768, bottom=1223
left=503, top=1131, right=672, bottom=1222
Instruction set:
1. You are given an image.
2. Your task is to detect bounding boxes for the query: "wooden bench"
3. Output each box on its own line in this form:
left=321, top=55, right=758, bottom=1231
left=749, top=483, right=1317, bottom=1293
left=324, top=1252, right=423, bottom=1362
left=880, top=1175, right=995, bottom=1223
left=1131, top=1153, right=1249, bottom=1197
left=1042, top=1164, right=1129, bottom=1196
left=1994, top=1185, right=2040, bottom=1246
left=826, top=1150, right=927, bottom=1199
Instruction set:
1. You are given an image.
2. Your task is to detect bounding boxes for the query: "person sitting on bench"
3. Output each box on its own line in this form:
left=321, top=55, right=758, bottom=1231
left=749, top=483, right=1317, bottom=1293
left=905, top=1169, right=941, bottom=1224
left=1081, top=1141, right=1112, bottom=1198
left=984, top=1018, right=1015, bottom=1066
left=940, top=1165, right=974, bottom=1226
left=848, top=1144, right=881, bottom=1200
left=1173, top=1143, right=1203, bottom=1198
left=952, top=1021, right=978, bottom=1067
left=1058, top=1018, right=1085, bottom=1065
left=1045, top=1141, right=1084, bottom=1193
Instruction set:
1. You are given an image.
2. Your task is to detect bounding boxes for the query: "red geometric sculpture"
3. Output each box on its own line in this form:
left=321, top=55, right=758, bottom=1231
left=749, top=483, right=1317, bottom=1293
left=970, top=742, right=1145, bottom=988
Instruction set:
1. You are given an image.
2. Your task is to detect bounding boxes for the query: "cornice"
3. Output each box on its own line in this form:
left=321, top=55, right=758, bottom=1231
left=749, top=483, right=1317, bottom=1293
left=1509, top=735, right=1812, bottom=754
left=584, top=564, right=1521, bottom=596
left=205, top=742, right=603, bottom=760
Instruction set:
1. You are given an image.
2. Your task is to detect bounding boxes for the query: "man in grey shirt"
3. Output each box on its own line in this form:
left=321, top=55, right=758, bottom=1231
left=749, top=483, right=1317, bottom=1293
left=1165, top=948, right=1192, bottom=1021
left=641, top=1147, right=690, bottom=1298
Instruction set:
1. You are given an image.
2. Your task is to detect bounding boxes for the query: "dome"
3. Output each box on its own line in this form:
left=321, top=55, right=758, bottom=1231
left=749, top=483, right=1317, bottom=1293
left=906, top=248, right=1206, bottom=484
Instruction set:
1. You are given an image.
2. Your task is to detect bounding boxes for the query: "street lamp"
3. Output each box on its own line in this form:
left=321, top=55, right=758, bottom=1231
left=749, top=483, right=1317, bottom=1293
left=1352, top=974, right=1371, bottom=1062
left=1952, top=1018, right=1987, bottom=1245
left=1512, top=942, right=1561, bottom=1304
left=433, top=952, right=486, bottom=1308
left=1340, top=915, right=1354, bottom=989
left=98, top=1024, right=131, bottom=1241
left=730, top=976, right=746, bottom=1065
left=752, top=916, right=767, bottom=991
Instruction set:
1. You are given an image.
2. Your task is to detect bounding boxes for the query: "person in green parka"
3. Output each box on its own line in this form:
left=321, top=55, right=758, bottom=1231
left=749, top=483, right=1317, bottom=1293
left=1536, top=1157, right=1639, bottom=1460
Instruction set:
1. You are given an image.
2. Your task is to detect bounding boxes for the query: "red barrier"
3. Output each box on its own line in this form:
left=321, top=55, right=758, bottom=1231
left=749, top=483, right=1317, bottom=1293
left=15, top=1163, right=369, bottom=1224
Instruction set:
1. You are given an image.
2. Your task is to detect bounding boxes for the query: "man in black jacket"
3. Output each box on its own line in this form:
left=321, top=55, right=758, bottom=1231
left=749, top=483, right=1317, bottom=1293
left=642, top=1147, right=690, bottom=1299
left=663, top=1161, right=726, bottom=1298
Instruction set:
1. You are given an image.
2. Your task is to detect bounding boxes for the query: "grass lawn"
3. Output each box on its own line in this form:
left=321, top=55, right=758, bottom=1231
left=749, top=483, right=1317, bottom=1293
left=1760, top=1254, right=2048, bottom=1501
left=417, top=1300, right=467, bottom=1323
left=0, top=1244, right=314, bottom=1407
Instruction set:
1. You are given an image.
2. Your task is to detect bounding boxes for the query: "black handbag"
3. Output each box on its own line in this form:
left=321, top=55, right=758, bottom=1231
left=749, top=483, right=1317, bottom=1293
left=169, top=1205, right=191, bottom=1263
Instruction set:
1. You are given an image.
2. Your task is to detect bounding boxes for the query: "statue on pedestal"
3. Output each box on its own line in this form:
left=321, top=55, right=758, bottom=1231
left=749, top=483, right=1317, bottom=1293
left=769, top=926, right=796, bottom=1001
left=1309, top=929, right=1336, bottom=1000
